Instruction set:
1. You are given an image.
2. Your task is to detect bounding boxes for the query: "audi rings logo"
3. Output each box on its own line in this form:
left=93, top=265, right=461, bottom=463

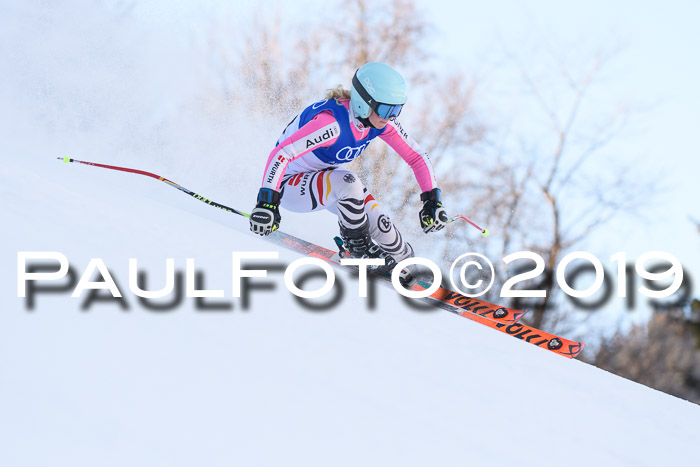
left=377, top=214, right=392, bottom=233
left=335, top=142, right=370, bottom=162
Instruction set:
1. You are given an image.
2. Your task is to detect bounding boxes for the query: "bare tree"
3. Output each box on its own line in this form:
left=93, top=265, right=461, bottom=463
left=204, top=3, right=653, bottom=333
left=210, top=0, right=487, bottom=255
left=590, top=309, right=700, bottom=404
left=197, top=0, right=693, bottom=408
left=327, top=0, right=431, bottom=78
left=466, top=36, right=656, bottom=330
left=237, top=10, right=325, bottom=120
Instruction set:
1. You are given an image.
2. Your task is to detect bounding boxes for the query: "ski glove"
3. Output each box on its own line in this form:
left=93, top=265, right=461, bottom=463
left=250, top=188, right=282, bottom=236
left=419, top=188, right=448, bottom=233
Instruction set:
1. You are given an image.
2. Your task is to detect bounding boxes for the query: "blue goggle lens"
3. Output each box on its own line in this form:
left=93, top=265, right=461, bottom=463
left=374, top=103, right=403, bottom=120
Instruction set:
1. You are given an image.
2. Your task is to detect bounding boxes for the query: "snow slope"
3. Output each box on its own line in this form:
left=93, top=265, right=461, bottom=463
left=1, top=157, right=699, bottom=467
left=2, top=3, right=699, bottom=465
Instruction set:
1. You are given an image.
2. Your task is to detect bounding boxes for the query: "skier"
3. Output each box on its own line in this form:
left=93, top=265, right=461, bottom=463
left=249, top=62, right=448, bottom=277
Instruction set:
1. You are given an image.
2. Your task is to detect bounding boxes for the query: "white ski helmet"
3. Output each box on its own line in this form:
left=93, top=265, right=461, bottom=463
left=351, top=62, right=407, bottom=120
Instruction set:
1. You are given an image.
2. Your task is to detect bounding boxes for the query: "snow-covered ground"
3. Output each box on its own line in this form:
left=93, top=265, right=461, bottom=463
left=2, top=3, right=699, bottom=465
left=1, top=158, right=699, bottom=467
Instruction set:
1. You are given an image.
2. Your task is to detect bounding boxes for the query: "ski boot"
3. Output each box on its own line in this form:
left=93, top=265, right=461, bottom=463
left=336, top=218, right=397, bottom=272
left=334, top=218, right=417, bottom=288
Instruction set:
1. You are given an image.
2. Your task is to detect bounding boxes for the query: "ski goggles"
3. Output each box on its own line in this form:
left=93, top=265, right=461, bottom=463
left=374, top=102, right=404, bottom=120
left=352, top=74, right=404, bottom=120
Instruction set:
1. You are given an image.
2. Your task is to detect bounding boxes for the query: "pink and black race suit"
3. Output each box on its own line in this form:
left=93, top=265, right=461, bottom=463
left=258, top=98, right=438, bottom=261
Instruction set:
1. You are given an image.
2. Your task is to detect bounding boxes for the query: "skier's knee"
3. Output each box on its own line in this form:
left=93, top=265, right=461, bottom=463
left=333, top=170, right=366, bottom=202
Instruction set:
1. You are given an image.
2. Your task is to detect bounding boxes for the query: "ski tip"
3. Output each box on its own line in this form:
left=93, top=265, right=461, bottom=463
left=561, top=341, right=586, bottom=359
left=514, top=309, right=529, bottom=321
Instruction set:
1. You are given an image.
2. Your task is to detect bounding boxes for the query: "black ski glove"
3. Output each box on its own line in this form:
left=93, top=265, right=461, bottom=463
left=419, top=188, right=448, bottom=233
left=250, top=188, right=282, bottom=236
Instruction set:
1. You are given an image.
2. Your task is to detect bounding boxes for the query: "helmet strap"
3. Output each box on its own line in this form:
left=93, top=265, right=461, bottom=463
left=348, top=99, right=376, bottom=130
left=358, top=115, right=376, bottom=129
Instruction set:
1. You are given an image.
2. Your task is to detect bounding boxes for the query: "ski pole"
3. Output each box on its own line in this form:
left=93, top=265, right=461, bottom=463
left=58, top=156, right=489, bottom=237
left=57, top=156, right=250, bottom=218
left=447, top=214, right=490, bottom=237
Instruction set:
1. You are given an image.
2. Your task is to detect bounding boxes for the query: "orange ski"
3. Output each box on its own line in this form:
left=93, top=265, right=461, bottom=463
left=412, top=281, right=584, bottom=358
